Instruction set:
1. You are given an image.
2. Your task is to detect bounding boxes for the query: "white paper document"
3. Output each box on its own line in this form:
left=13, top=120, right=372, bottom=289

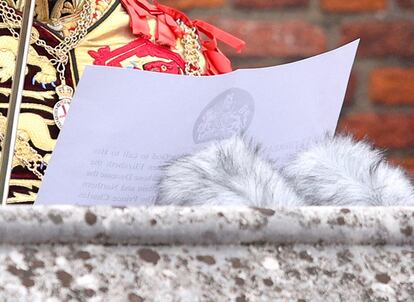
left=36, top=40, right=359, bottom=205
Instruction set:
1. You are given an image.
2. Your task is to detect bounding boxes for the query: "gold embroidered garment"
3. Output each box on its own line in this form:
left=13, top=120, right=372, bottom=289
left=0, top=0, right=244, bottom=204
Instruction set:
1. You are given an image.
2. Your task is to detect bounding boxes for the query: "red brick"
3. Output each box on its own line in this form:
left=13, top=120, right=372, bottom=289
left=208, top=19, right=327, bottom=57
left=234, top=0, right=309, bottom=9
left=344, top=73, right=357, bottom=105
left=341, top=22, right=414, bottom=57
left=160, top=0, right=225, bottom=10
left=321, top=0, right=387, bottom=12
left=396, top=0, right=414, bottom=9
left=389, top=157, right=414, bottom=178
left=338, top=113, right=414, bottom=149
left=369, top=68, right=414, bottom=105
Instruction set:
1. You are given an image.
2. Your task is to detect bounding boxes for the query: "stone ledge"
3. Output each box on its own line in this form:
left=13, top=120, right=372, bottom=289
left=1, top=206, right=413, bottom=301
left=0, top=206, right=413, bottom=245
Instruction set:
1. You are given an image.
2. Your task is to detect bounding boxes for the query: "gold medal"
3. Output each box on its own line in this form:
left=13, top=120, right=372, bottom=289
left=53, top=82, right=73, bottom=129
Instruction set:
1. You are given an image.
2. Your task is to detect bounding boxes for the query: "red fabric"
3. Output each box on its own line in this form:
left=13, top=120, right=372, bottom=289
left=88, top=37, right=186, bottom=75
left=120, top=0, right=245, bottom=75
left=120, top=0, right=181, bottom=47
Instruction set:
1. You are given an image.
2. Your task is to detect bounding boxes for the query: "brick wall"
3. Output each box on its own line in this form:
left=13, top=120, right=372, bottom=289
left=163, top=0, right=414, bottom=177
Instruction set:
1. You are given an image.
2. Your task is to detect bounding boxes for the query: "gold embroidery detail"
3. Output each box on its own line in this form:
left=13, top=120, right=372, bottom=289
left=177, top=20, right=202, bottom=76
left=17, top=113, right=56, bottom=152
left=6, top=0, right=112, bottom=24
left=120, top=55, right=172, bottom=70
left=10, top=179, right=41, bottom=190
left=0, top=87, right=55, bottom=101
left=0, top=103, right=55, bottom=116
left=50, top=0, right=112, bottom=36
left=0, top=23, right=40, bottom=44
left=51, top=0, right=88, bottom=18
left=0, top=113, right=55, bottom=178
left=0, top=35, right=57, bottom=85
left=7, top=191, right=37, bottom=204
left=35, top=0, right=49, bottom=22
left=4, top=0, right=20, bottom=10
left=4, top=0, right=48, bottom=21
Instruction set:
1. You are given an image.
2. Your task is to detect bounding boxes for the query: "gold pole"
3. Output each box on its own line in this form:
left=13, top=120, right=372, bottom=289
left=0, top=0, right=36, bottom=206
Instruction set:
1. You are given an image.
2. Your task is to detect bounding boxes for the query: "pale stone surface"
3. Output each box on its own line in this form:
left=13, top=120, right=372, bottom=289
left=0, top=206, right=413, bottom=301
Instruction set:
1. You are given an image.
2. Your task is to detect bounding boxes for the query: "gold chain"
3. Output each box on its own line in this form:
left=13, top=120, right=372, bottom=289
left=177, top=19, right=202, bottom=76
left=0, top=0, right=93, bottom=83
left=0, top=3, right=202, bottom=78
left=0, top=3, right=202, bottom=180
left=0, top=0, right=93, bottom=179
left=14, top=133, right=45, bottom=179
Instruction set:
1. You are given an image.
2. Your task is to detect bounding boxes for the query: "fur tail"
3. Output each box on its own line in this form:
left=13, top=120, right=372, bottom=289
left=156, top=136, right=303, bottom=207
left=284, top=135, right=414, bottom=206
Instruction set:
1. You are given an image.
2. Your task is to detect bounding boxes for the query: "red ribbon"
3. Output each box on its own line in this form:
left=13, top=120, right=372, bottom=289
left=192, top=20, right=245, bottom=75
left=120, top=0, right=182, bottom=46
left=193, top=20, right=245, bottom=54
left=120, top=0, right=246, bottom=74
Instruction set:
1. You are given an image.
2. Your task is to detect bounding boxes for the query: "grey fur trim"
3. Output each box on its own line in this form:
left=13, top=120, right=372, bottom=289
left=284, top=135, right=414, bottom=206
left=157, top=136, right=414, bottom=207
left=156, top=136, right=303, bottom=207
